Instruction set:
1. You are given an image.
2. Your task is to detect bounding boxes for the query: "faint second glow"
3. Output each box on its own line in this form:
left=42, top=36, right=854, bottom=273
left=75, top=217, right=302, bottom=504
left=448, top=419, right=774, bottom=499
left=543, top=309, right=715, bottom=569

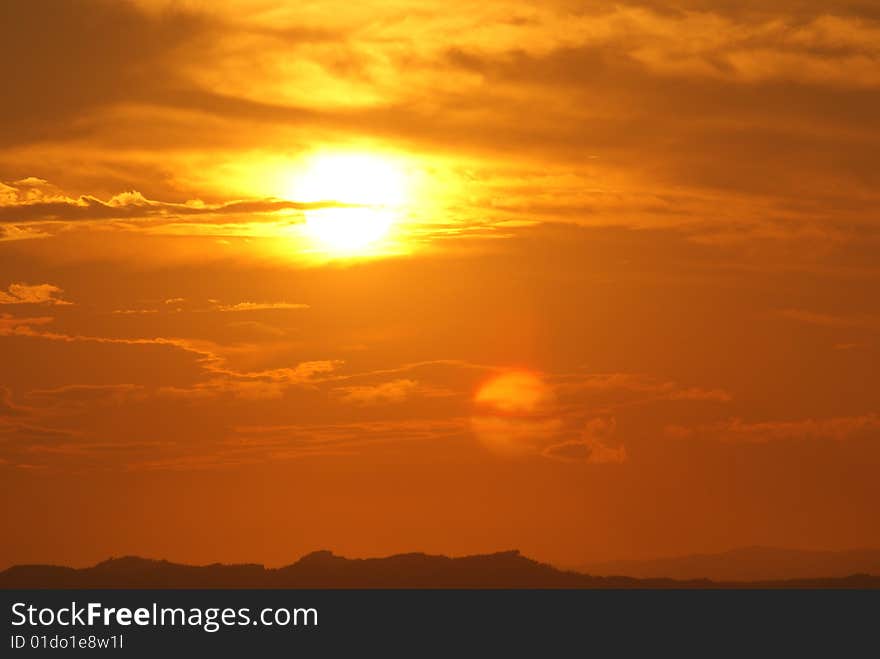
left=474, top=371, right=553, bottom=415
left=472, top=371, right=558, bottom=455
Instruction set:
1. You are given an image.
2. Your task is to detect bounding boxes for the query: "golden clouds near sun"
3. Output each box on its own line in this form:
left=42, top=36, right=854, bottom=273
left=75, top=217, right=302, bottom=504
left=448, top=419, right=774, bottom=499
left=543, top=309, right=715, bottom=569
left=287, top=152, right=411, bottom=255
left=472, top=371, right=560, bottom=455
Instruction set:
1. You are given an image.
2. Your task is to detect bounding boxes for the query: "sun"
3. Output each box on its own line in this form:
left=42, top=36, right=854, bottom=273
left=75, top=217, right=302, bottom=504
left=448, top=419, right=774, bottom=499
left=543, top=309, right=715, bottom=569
left=287, top=152, right=409, bottom=255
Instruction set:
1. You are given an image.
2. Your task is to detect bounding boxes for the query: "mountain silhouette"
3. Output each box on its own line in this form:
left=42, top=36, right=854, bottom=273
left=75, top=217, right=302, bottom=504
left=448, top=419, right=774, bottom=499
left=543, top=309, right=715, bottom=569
left=1, top=550, right=878, bottom=588
left=579, top=546, right=880, bottom=582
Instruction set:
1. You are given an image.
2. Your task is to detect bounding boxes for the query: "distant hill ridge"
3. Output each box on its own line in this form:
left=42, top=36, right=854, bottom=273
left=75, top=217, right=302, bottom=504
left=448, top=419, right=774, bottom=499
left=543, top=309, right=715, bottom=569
left=2, top=549, right=879, bottom=589
left=580, top=546, right=880, bottom=582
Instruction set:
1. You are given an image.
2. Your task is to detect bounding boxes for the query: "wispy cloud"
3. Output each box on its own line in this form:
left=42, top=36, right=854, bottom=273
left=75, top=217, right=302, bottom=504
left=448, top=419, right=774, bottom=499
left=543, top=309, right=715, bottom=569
left=157, top=361, right=343, bottom=400
left=777, top=309, right=880, bottom=330
left=0, top=313, right=341, bottom=400
left=214, top=301, right=309, bottom=312
left=666, top=414, right=880, bottom=443
left=0, top=178, right=344, bottom=227
left=0, top=283, right=72, bottom=306
left=543, top=417, right=628, bottom=464
left=25, top=384, right=145, bottom=407
left=336, top=378, right=419, bottom=405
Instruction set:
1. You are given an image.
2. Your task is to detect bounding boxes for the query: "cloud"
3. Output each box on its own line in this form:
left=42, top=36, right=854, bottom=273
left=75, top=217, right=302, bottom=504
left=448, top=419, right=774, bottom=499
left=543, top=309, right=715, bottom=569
left=0, top=313, right=193, bottom=351
left=214, top=301, right=310, bottom=312
left=666, top=413, right=880, bottom=443
left=471, top=415, right=564, bottom=457
left=130, top=417, right=470, bottom=470
left=0, top=0, right=876, bottom=252
left=833, top=342, right=865, bottom=351
left=337, top=379, right=419, bottom=405
left=555, top=372, right=732, bottom=403
left=2, top=1, right=877, bottom=247
left=108, top=298, right=308, bottom=315
left=0, top=179, right=344, bottom=225
left=0, top=0, right=212, bottom=147
left=0, top=283, right=72, bottom=306
left=158, top=378, right=289, bottom=401
left=543, top=417, right=628, bottom=464
left=0, top=314, right=55, bottom=334
left=327, top=359, right=496, bottom=383
left=777, top=308, right=880, bottom=330
left=158, top=360, right=343, bottom=400
left=0, top=224, right=49, bottom=242
left=0, top=313, right=342, bottom=401
left=0, top=422, right=81, bottom=444
left=228, top=417, right=468, bottom=456
left=0, top=386, right=27, bottom=418
left=224, top=320, right=288, bottom=338
left=25, top=384, right=145, bottom=407
left=0, top=385, right=82, bottom=454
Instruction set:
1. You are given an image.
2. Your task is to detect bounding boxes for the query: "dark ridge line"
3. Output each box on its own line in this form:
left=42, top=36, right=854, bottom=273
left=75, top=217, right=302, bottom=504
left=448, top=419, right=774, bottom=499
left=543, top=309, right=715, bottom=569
left=2, top=550, right=879, bottom=589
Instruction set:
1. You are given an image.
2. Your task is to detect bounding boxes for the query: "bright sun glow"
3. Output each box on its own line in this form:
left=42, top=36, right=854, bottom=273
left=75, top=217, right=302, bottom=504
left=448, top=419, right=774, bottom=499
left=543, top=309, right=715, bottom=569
left=288, top=153, right=410, bottom=255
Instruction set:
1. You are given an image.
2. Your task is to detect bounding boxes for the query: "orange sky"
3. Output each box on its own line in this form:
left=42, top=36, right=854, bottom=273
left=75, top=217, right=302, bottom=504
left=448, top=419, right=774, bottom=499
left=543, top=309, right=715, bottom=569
left=1, top=0, right=879, bottom=569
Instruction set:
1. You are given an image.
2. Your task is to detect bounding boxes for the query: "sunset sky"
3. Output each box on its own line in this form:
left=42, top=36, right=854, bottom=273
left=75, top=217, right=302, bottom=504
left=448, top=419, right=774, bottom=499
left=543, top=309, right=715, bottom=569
left=1, top=0, right=879, bottom=569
